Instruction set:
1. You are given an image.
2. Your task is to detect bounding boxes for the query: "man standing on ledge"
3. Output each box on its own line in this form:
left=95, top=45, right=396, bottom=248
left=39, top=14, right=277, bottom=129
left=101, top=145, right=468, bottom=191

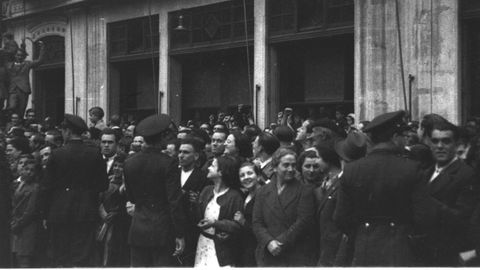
left=123, top=114, right=186, bottom=267
left=43, top=114, right=108, bottom=267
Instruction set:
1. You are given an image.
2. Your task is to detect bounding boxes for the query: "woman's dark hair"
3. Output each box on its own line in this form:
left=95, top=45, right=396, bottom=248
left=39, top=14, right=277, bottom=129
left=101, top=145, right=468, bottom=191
left=243, top=125, right=262, bottom=142
left=239, top=161, right=262, bottom=176
left=297, top=150, right=319, bottom=172
left=9, top=137, right=30, bottom=154
left=89, top=106, right=105, bottom=119
left=231, top=131, right=252, bottom=159
left=216, top=155, right=241, bottom=189
left=316, top=146, right=341, bottom=169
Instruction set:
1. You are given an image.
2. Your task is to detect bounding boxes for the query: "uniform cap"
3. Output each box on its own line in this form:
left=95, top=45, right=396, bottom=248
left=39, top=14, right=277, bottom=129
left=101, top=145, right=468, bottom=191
left=61, top=114, right=88, bottom=133
left=363, top=111, right=406, bottom=133
left=136, top=114, right=173, bottom=137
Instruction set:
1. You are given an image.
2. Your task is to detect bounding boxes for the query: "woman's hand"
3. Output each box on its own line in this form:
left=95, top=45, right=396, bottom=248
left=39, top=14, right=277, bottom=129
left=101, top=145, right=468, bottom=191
left=197, top=219, right=215, bottom=229
left=234, top=211, right=246, bottom=225
left=267, top=240, right=283, bottom=256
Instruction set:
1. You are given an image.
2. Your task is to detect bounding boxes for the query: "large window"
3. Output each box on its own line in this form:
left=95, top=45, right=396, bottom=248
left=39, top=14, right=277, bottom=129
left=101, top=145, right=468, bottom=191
left=108, top=15, right=159, bottom=122
left=268, top=0, right=353, bottom=37
left=169, top=0, right=253, bottom=52
left=108, top=15, right=159, bottom=59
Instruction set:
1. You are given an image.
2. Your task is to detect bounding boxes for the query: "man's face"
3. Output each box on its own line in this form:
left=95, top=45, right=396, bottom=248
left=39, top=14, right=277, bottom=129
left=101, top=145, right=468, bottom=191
left=430, top=129, right=457, bottom=166
left=20, top=163, right=35, bottom=182
left=101, top=134, right=117, bottom=158
left=39, top=147, right=51, bottom=167
left=6, top=144, right=20, bottom=159
left=26, top=112, right=35, bottom=122
left=11, top=114, right=19, bottom=125
left=132, top=136, right=144, bottom=147
left=211, top=132, right=226, bottom=156
left=17, top=157, right=28, bottom=173
left=89, top=113, right=100, bottom=124
left=164, top=143, right=178, bottom=158
left=295, top=120, right=310, bottom=141
left=125, top=125, right=135, bottom=138
left=178, top=144, right=198, bottom=170
left=15, top=51, right=26, bottom=63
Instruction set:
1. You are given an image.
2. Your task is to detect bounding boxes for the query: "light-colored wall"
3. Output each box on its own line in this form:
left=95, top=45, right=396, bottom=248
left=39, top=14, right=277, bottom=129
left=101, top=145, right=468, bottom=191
left=354, top=0, right=459, bottom=124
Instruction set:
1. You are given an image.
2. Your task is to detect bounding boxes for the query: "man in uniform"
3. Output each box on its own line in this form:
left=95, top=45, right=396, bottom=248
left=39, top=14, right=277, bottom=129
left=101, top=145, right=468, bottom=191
left=43, top=114, right=108, bottom=267
left=334, top=110, right=424, bottom=266
left=123, top=114, right=186, bottom=266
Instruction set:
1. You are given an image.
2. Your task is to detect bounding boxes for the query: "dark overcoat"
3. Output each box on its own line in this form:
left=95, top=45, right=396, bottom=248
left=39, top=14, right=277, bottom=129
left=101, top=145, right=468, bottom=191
left=11, top=182, right=40, bottom=256
left=123, top=146, right=186, bottom=248
left=0, top=152, right=11, bottom=267
left=252, top=175, right=316, bottom=267
left=413, top=159, right=478, bottom=266
left=239, top=193, right=257, bottom=267
left=43, top=139, right=108, bottom=224
left=334, top=146, right=423, bottom=266
left=316, top=175, right=344, bottom=266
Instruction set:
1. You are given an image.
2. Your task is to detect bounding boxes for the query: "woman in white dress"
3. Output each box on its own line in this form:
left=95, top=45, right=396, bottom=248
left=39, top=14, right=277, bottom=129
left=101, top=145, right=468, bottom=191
left=194, top=155, right=244, bottom=267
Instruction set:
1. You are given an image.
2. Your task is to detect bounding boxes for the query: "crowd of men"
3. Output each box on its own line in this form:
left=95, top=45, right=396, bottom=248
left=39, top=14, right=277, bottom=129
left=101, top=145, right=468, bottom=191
left=1, top=104, right=480, bottom=267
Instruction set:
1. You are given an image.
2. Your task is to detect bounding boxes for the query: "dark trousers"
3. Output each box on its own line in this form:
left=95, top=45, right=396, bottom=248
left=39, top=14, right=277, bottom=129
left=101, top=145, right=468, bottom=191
left=49, top=222, right=96, bottom=267
left=8, top=88, right=29, bottom=118
left=130, top=245, right=173, bottom=267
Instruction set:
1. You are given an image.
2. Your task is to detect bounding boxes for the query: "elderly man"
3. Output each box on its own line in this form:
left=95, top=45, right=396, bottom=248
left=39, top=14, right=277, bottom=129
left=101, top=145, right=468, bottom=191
left=123, top=114, right=186, bottom=267
left=43, top=114, right=108, bottom=267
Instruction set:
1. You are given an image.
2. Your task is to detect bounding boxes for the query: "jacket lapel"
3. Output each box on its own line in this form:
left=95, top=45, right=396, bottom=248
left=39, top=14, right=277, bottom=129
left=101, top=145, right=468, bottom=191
left=428, top=159, right=462, bottom=195
left=264, top=179, right=289, bottom=222
left=317, top=177, right=340, bottom=212
left=182, top=168, right=199, bottom=191
left=279, top=180, right=301, bottom=211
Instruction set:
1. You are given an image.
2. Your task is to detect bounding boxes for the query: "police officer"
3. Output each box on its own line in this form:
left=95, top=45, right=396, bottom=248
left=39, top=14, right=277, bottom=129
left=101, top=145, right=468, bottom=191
left=334, top=110, right=423, bottom=266
left=123, top=114, right=186, bottom=266
left=43, top=114, right=108, bottom=267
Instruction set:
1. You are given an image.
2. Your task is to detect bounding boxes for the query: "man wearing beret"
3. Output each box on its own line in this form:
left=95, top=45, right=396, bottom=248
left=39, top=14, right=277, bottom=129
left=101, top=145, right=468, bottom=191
left=334, top=110, right=424, bottom=266
left=123, top=114, right=186, bottom=266
left=43, top=114, right=108, bottom=267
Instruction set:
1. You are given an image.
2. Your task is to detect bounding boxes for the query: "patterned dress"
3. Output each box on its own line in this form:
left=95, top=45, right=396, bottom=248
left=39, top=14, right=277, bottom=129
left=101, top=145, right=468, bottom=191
left=194, top=188, right=230, bottom=267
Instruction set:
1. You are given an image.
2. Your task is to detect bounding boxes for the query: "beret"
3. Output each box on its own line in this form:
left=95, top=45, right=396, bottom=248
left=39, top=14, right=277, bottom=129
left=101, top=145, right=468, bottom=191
left=136, top=114, right=173, bottom=137
left=363, top=110, right=406, bottom=133
left=62, top=114, right=88, bottom=133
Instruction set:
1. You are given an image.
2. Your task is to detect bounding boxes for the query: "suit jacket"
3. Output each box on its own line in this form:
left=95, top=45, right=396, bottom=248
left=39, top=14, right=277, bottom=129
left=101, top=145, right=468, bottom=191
left=315, top=175, right=344, bottom=266
left=414, top=159, right=478, bottom=266
left=7, top=47, right=45, bottom=94
left=0, top=153, right=11, bottom=267
left=334, top=146, right=422, bottom=266
left=252, top=175, right=316, bottom=267
left=178, top=167, right=208, bottom=265
left=11, top=181, right=40, bottom=255
left=123, top=146, right=186, bottom=247
left=239, top=192, right=257, bottom=267
left=43, top=139, right=108, bottom=224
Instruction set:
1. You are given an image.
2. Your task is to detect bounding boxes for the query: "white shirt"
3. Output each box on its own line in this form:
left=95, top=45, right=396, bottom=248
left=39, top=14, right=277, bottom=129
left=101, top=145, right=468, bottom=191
left=181, top=168, right=194, bottom=187
left=429, top=157, right=458, bottom=183
left=104, top=155, right=115, bottom=173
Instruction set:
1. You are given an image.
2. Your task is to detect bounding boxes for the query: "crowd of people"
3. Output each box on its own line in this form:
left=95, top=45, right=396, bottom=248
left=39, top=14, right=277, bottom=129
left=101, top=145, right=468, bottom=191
left=1, top=104, right=480, bottom=267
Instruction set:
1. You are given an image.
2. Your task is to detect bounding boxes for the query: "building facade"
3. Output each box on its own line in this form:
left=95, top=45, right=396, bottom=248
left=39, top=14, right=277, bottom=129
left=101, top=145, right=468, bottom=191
left=0, top=0, right=477, bottom=127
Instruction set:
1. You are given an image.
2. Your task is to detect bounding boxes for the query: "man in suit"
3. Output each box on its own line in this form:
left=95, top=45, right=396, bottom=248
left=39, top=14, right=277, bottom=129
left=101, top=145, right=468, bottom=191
left=334, top=111, right=423, bottom=266
left=100, top=128, right=118, bottom=176
left=202, top=129, right=228, bottom=171
left=252, top=132, right=280, bottom=183
left=123, top=114, right=186, bottom=267
left=43, top=114, right=108, bottom=267
left=177, top=136, right=208, bottom=266
left=413, top=121, right=478, bottom=266
left=7, top=41, right=45, bottom=117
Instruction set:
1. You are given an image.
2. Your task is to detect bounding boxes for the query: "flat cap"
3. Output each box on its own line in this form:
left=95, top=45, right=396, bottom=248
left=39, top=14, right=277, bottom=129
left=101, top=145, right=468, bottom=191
left=61, top=114, right=88, bottom=133
left=136, top=114, right=172, bottom=137
left=363, top=110, right=406, bottom=133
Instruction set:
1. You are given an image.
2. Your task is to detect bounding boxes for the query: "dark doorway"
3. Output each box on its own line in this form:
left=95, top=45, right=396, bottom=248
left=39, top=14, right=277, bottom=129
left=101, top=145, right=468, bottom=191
left=33, top=35, right=65, bottom=125
left=109, top=58, right=159, bottom=124
left=273, top=34, right=354, bottom=120
left=178, top=47, right=253, bottom=123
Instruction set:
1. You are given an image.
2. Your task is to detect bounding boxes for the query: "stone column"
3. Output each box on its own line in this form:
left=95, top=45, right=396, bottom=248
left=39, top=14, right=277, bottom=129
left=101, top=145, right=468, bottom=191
left=355, top=0, right=459, bottom=123
left=254, top=0, right=267, bottom=129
